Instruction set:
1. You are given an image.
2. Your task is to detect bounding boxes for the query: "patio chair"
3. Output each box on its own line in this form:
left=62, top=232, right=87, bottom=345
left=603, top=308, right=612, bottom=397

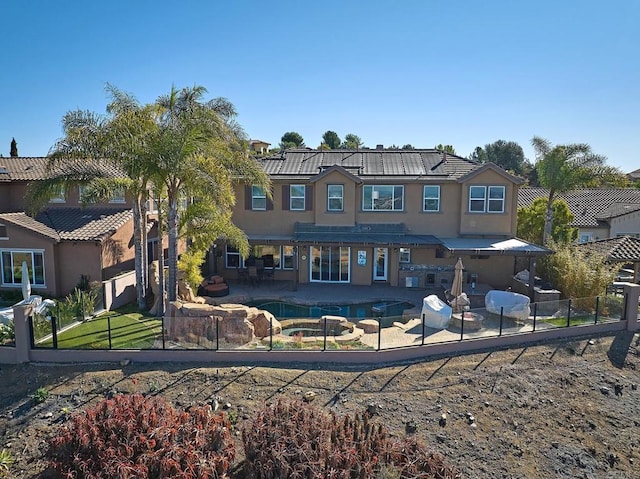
left=248, top=266, right=260, bottom=287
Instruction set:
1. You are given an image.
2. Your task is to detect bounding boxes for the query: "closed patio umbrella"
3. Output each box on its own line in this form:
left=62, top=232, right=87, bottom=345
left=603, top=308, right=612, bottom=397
left=450, top=257, right=464, bottom=300
left=21, top=261, right=31, bottom=302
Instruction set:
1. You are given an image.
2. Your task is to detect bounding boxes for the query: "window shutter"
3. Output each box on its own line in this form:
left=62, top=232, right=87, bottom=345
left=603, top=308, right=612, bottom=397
left=245, top=186, right=251, bottom=210
left=305, top=185, right=313, bottom=211
left=282, top=185, right=290, bottom=210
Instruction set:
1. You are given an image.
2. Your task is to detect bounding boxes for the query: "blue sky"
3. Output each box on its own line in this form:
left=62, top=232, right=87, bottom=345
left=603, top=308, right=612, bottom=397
left=2, top=0, right=639, bottom=172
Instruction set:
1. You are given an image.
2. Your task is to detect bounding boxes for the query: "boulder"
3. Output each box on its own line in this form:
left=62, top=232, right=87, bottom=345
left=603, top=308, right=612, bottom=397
left=250, top=310, right=282, bottom=337
left=357, top=319, right=379, bottom=333
left=218, top=317, right=255, bottom=344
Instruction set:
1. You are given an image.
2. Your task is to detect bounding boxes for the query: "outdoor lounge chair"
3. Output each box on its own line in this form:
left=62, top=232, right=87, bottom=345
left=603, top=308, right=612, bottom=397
left=199, top=275, right=230, bottom=297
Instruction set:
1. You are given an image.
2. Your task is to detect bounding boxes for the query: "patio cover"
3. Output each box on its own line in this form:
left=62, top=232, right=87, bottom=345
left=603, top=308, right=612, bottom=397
left=293, top=223, right=441, bottom=246
left=440, top=237, right=552, bottom=256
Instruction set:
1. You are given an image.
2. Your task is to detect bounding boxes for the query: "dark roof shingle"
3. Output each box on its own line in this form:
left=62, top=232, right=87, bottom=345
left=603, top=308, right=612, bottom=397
left=0, top=157, right=125, bottom=181
left=576, top=235, right=640, bottom=261
left=518, top=188, right=640, bottom=227
left=257, top=149, right=481, bottom=180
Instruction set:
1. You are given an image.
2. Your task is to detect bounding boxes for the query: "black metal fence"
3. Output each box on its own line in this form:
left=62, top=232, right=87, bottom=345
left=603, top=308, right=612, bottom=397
left=26, top=294, right=628, bottom=352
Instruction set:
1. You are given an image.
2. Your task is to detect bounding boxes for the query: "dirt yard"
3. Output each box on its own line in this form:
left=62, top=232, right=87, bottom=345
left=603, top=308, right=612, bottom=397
left=1, top=331, right=640, bottom=478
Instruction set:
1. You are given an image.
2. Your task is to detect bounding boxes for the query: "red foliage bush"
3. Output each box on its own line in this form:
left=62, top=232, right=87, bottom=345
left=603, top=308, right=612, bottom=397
left=241, top=399, right=460, bottom=479
left=46, top=393, right=234, bottom=478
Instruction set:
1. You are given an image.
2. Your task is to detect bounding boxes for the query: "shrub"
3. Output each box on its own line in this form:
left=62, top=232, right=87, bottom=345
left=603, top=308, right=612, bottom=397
left=0, top=321, right=15, bottom=344
left=0, top=448, right=14, bottom=479
left=31, top=387, right=48, bottom=404
left=242, top=399, right=460, bottom=479
left=538, top=242, right=618, bottom=299
left=46, top=393, right=235, bottom=478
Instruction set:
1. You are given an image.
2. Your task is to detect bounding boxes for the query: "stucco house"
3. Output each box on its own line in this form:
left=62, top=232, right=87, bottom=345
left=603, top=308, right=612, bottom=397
left=213, top=149, right=550, bottom=292
left=0, top=157, right=157, bottom=297
left=518, top=188, right=640, bottom=243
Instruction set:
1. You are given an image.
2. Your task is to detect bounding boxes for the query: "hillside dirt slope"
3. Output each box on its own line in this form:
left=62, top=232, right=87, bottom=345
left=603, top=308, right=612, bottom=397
left=1, top=331, right=640, bottom=478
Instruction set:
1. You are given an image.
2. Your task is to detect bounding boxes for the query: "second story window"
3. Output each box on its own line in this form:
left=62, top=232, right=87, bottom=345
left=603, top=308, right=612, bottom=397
left=423, top=185, right=440, bottom=212
left=49, top=185, right=65, bottom=203
left=109, top=186, right=126, bottom=204
left=363, top=185, right=404, bottom=211
left=328, top=184, right=343, bottom=211
left=469, top=185, right=505, bottom=213
left=252, top=186, right=266, bottom=210
left=290, top=185, right=305, bottom=211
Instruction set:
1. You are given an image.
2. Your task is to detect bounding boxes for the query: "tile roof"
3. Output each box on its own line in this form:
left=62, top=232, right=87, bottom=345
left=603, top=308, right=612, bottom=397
left=0, top=157, right=125, bottom=182
left=35, top=207, right=133, bottom=241
left=0, top=208, right=133, bottom=242
left=0, top=212, right=60, bottom=240
left=628, top=168, right=640, bottom=180
left=257, top=149, right=481, bottom=180
left=518, top=188, right=640, bottom=227
left=576, top=235, right=640, bottom=261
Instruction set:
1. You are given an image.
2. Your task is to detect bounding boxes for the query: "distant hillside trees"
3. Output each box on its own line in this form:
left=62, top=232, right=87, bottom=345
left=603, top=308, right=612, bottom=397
left=280, top=131, right=305, bottom=149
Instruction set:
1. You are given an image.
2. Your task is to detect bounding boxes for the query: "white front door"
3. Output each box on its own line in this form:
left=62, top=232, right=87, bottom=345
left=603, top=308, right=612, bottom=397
left=373, top=248, right=388, bottom=281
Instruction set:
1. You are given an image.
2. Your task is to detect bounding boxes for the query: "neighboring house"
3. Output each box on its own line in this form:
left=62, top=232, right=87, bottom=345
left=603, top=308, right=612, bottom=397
left=249, top=140, right=271, bottom=155
left=518, top=188, right=640, bottom=243
left=628, top=168, right=640, bottom=184
left=575, top=235, right=640, bottom=283
left=215, top=149, right=550, bottom=290
left=0, top=157, right=157, bottom=297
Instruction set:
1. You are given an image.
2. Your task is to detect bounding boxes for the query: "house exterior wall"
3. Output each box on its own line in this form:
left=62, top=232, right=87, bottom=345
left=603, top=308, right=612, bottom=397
left=0, top=224, right=58, bottom=296
left=609, top=211, right=640, bottom=238
left=101, top=217, right=135, bottom=276
left=57, top=242, right=103, bottom=295
left=224, top=162, right=523, bottom=289
left=459, top=169, right=516, bottom=236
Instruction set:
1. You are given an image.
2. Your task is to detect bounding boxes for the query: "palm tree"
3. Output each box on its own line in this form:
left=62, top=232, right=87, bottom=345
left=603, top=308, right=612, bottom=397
left=29, top=86, right=156, bottom=310
left=531, top=136, right=614, bottom=244
left=149, top=85, right=270, bottom=302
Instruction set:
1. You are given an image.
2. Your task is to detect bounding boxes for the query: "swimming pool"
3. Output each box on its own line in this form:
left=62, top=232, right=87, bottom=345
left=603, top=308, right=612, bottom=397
left=246, top=300, right=415, bottom=323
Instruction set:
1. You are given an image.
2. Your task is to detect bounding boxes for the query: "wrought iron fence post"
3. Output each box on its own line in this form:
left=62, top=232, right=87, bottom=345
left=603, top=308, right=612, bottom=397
left=567, top=299, right=572, bottom=328
left=269, top=317, right=273, bottom=351
left=323, top=316, right=328, bottom=351
left=51, top=316, right=58, bottom=349
left=421, top=313, right=426, bottom=346
left=595, top=296, right=600, bottom=324
left=161, top=315, right=166, bottom=350
left=532, top=303, right=537, bottom=332
left=28, top=316, right=35, bottom=349
left=622, top=292, right=627, bottom=321
left=215, top=316, right=219, bottom=351
left=378, top=317, right=382, bottom=351
left=499, top=307, right=504, bottom=336
left=107, top=314, right=113, bottom=349
left=460, top=311, right=465, bottom=341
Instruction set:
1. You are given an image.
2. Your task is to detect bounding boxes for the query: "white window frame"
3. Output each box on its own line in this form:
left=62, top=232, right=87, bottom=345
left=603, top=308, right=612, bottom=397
left=282, top=245, right=295, bottom=270
left=399, top=247, right=411, bottom=263
left=1, top=249, right=46, bottom=287
left=290, top=184, right=305, bottom=211
left=469, top=185, right=505, bottom=213
left=251, top=186, right=266, bottom=211
left=579, top=233, right=593, bottom=243
left=49, top=185, right=65, bottom=203
left=327, top=184, right=343, bottom=212
left=225, top=245, right=241, bottom=268
left=109, top=186, right=126, bottom=204
left=487, top=186, right=505, bottom=213
left=363, top=185, right=404, bottom=211
left=423, top=185, right=440, bottom=212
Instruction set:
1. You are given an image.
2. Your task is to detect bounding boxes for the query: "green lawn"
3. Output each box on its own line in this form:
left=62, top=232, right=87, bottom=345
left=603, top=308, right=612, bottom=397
left=41, top=310, right=162, bottom=349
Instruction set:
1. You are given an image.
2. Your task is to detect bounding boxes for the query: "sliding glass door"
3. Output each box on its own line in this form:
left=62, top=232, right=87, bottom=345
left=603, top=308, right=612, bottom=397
left=310, top=246, right=350, bottom=283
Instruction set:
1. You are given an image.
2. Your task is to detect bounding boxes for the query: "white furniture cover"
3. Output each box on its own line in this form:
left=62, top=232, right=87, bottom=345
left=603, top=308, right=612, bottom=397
left=485, top=290, right=531, bottom=321
left=421, top=295, right=452, bottom=329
